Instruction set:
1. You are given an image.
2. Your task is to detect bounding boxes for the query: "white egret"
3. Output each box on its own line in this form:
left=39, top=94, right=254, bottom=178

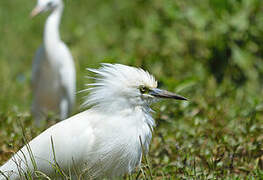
left=0, top=64, right=187, bottom=179
left=31, top=0, right=76, bottom=124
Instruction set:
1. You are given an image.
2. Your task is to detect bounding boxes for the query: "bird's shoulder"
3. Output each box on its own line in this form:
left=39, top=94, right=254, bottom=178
left=34, top=111, right=95, bottom=142
left=50, top=110, right=99, bottom=131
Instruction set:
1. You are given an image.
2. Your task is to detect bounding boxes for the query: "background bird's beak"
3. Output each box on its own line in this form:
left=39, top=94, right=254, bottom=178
left=149, top=88, right=187, bottom=100
left=31, top=6, right=43, bottom=17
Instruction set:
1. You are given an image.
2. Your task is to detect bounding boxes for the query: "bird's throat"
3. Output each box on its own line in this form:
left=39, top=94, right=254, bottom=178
left=44, top=6, right=63, bottom=51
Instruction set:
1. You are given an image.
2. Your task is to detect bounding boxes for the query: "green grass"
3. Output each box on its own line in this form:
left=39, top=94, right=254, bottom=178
left=1, top=0, right=263, bottom=179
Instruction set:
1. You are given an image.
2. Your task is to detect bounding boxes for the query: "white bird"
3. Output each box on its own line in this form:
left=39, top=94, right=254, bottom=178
left=31, top=0, right=76, bottom=124
left=0, top=64, right=187, bottom=179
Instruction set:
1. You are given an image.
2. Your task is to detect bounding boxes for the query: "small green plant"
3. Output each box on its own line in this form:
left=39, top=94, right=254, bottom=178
left=1, top=0, right=263, bottom=179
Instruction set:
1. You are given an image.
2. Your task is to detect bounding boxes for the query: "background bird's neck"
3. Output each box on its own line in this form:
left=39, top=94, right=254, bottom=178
left=44, top=5, right=63, bottom=49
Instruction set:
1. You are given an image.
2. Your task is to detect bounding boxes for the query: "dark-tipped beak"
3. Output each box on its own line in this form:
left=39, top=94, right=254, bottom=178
left=149, top=88, right=187, bottom=100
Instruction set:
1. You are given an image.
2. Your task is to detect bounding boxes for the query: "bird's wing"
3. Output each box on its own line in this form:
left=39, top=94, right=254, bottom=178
left=0, top=110, right=96, bottom=177
left=57, top=42, right=76, bottom=114
left=31, top=46, right=46, bottom=91
left=31, top=110, right=97, bottom=167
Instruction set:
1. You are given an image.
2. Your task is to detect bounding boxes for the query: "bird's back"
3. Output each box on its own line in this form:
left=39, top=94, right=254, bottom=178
left=0, top=111, right=93, bottom=179
left=0, top=108, right=151, bottom=179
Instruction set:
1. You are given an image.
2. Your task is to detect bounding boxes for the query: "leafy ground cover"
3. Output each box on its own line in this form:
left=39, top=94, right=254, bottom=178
left=0, top=0, right=263, bottom=179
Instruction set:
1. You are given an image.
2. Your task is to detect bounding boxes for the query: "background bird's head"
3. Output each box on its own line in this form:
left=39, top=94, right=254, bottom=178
left=83, top=63, right=187, bottom=111
left=31, top=0, right=63, bottom=17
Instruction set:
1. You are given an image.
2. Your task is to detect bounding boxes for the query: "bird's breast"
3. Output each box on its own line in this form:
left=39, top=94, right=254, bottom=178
left=81, top=112, right=152, bottom=178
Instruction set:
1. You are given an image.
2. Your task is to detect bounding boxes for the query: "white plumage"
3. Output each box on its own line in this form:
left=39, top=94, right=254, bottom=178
left=0, top=64, right=186, bottom=179
left=31, top=0, right=76, bottom=124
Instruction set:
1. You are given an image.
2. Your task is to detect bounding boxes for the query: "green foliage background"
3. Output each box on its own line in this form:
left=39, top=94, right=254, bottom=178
left=0, top=0, right=263, bottom=178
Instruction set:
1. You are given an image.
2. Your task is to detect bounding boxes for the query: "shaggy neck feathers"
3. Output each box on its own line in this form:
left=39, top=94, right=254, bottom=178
left=83, top=63, right=157, bottom=129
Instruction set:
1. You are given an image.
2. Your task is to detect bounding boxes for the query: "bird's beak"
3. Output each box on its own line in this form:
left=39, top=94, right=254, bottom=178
left=149, top=88, right=187, bottom=100
left=31, top=6, right=44, bottom=18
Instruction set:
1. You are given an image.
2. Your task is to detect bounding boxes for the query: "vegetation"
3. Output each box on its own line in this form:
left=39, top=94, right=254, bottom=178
left=0, top=0, right=263, bottom=179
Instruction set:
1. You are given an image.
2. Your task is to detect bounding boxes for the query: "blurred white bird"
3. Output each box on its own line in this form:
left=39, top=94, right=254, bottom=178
left=0, top=64, right=187, bottom=179
left=31, top=0, right=76, bottom=124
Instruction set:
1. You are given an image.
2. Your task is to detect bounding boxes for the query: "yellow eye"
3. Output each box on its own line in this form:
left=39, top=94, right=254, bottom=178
left=139, top=86, right=148, bottom=94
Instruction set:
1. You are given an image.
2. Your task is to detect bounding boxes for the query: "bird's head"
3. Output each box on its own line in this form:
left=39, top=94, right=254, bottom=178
left=31, top=0, right=63, bottom=17
left=83, top=64, right=187, bottom=111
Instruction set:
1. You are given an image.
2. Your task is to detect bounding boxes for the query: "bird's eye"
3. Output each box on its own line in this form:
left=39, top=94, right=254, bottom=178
left=139, top=86, right=148, bottom=94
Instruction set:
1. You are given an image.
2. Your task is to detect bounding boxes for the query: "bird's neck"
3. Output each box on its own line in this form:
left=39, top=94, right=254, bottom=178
left=44, top=5, right=63, bottom=49
left=95, top=101, right=155, bottom=129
